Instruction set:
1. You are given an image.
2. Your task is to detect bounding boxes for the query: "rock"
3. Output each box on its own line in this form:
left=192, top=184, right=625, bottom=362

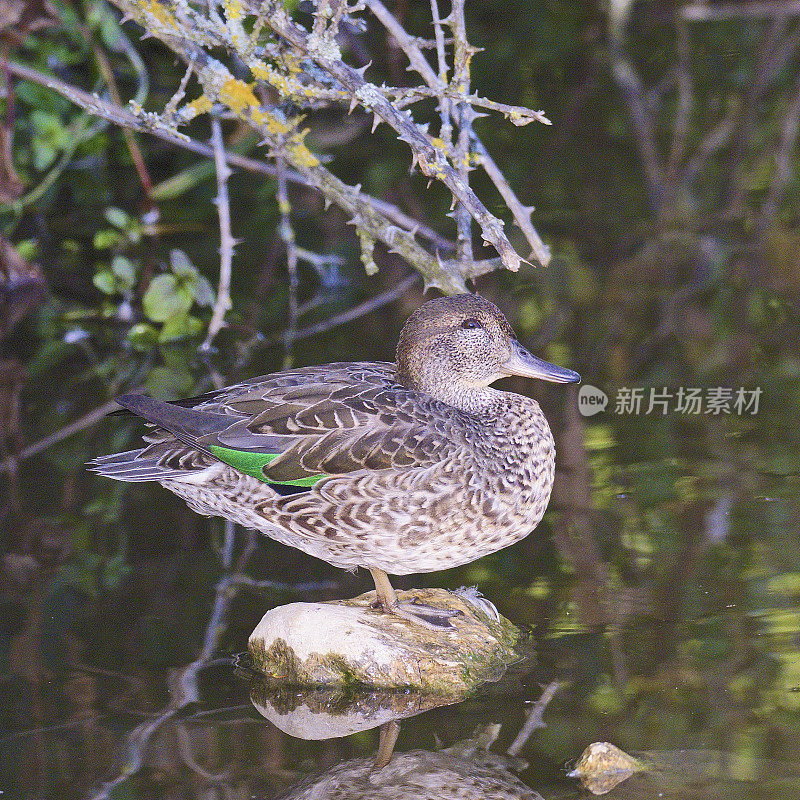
left=567, top=742, right=649, bottom=795
left=248, top=587, right=520, bottom=692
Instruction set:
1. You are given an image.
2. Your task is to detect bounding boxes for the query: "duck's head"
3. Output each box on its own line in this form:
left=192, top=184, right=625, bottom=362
left=396, top=294, right=580, bottom=406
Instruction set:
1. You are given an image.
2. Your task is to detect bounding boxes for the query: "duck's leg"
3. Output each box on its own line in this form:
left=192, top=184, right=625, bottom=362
left=368, top=568, right=461, bottom=629
left=373, top=720, right=400, bottom=770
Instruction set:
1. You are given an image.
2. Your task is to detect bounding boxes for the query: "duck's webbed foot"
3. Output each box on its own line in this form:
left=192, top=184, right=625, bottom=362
left=392, top=599, right=462, bottom=630
left=368, top=567, right=462, bottom=630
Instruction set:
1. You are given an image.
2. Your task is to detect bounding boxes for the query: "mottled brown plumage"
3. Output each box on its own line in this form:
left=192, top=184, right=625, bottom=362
left=91, top=295, right=579, bottom=624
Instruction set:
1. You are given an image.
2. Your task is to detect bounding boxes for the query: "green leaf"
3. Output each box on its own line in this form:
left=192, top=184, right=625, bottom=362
left=127, top=322, right=159, bottom=350
left=31, top=110, right=66, bottom=141
left=16, top=239, right=40, bottom=261
left=93, top=270, right=117, bottom=295
left=193, top=274, right=215, bottom=306
left=15, top=81, right=71, bottom=114
left=159, top=314, right=203, bottom=342
left=169, top=249, right=198, bottom=279
left=143, top=274, right=194, bottom=323
left=104, top=206, right=131, bottom=229
left=160, top=342, right=194, bottom=371
left=111, top=255, right=136, bottom=288
left=93, top=229, right=124, bottom=250
left=145, top=365, right=195, bottom=400
left=32, top=141, right=57, bottom=172
left=126, top=222, right=143, bottom=244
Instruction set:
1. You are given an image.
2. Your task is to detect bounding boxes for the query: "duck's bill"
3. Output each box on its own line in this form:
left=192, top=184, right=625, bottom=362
left=501, top=340, right=581, bottom=384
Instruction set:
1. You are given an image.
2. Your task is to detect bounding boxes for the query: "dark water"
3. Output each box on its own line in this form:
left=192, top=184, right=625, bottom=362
left=3, top=428, right=800, bottom=799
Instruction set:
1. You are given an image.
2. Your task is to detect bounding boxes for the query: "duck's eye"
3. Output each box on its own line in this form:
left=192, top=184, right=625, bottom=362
left=461, top=318, right=482, bottom=330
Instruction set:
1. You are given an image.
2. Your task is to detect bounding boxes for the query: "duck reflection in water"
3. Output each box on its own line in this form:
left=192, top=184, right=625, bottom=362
left=252, top=685, right=543, bottom=800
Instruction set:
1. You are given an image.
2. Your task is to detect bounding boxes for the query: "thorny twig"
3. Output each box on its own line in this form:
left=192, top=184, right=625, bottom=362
left=451, top=0, right=474, bottom=265
left=4, top=60, right=458, bottom=258
left=201, top=119, right=235, bottom=355
left=365, top=0, right=552, bottom=266
left=104, top=0, right=551, bottom=287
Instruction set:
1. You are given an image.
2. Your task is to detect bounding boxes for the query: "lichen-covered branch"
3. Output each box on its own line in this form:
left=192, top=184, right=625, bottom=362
left=103, top=0, right=552, bottom=290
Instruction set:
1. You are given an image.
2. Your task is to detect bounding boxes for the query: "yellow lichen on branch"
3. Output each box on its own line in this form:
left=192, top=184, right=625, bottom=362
left=142, top=0, right=178, bottom=30
left=218, top=78, right=259, bottom=114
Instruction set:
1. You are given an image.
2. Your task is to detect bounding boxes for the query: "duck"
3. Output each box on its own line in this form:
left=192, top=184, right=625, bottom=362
left=90, top=294, right=579, bottom=626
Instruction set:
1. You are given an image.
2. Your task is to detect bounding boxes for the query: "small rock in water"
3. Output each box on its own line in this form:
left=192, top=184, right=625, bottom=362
left=568, top=742, right=648, bottom=795
left=248, top=587, right=520, bottom=693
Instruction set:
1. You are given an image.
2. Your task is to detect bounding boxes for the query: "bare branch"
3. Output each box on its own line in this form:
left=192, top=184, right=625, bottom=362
left=610, top=53, right=667, bottom=215
left=0, top=400, right=119, bottom=474
left=451, top=0, right=474, bottom=265
left=6, top=59, right=457, bottom=259
left=257, top=272, right=421, bottom=350
left=200, top=119, right=235, bottom=354
left=761, top=70, right=800, bottom=223
left=506, top=680, right=563, bottom=757
left=366, top=0, right=551, bottom=263
left=667, top=20, right=694, bottom=180
left=472, top=137, right=551, bottom=266
left=276, top=159, right=300, bottom=366
left=681, top=107, right=737, bottom=185
left=5, top=58, right=469, bottom=293
left=17, top=0, right=551, bottom=291
left=233, top=0, right=522, bottom=273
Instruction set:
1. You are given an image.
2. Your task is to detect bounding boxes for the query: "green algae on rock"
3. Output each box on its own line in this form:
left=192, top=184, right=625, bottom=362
left=248, top=587, right=521, bottom=692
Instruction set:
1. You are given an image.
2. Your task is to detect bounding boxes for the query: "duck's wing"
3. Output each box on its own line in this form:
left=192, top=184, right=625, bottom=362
left=111, top=362, right=472, bottom=487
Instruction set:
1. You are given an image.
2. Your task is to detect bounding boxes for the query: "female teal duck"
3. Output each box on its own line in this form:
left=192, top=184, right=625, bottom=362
left=92, top=295, right=579, bottom=625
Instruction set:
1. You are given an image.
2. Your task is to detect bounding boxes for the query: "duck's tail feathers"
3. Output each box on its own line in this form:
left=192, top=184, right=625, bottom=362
left=115, top=394, right=240, bottom=452
left=88, top=447, right=207, bottom=483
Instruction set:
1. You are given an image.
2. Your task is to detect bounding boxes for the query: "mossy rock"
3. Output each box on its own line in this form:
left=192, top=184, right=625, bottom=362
left=248, top=587, right=521, bottom=693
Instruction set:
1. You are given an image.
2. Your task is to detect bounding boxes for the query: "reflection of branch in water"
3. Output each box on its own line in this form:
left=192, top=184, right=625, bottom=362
left=506, top=680, right=562, bottom=757
left=90, top=573, right=336, bottom=799
left=176, top=722, right=232, bottom=782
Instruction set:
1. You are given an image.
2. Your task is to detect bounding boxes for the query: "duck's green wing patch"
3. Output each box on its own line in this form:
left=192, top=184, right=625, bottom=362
left=207, top=445, right=324, bottom=486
